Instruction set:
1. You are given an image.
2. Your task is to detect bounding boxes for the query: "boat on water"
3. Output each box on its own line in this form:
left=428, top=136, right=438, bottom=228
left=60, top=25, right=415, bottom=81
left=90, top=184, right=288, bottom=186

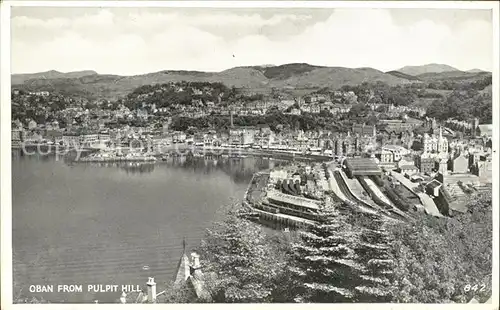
left=79, top=151, right=157, bottom=162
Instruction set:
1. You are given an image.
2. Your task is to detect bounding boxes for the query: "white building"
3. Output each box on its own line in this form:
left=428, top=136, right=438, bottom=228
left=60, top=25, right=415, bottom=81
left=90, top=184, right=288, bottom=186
left=381, top=145, right=410, bottom=162
left=422, top=127, right=448, bottom=154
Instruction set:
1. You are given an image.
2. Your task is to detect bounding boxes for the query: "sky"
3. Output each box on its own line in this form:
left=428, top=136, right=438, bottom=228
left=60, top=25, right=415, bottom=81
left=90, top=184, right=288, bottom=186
left=11, top=7, right=494, bottom=75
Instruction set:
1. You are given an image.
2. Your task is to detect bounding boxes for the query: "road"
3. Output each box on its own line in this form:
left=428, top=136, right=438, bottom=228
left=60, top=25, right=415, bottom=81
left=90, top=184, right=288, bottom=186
left=390, top=171, right=442, bottom=217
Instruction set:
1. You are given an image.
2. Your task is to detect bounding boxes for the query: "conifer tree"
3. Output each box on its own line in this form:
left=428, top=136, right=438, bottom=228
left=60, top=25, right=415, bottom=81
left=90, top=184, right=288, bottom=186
left=200, top=203, right=286, bottom=303
left=347, top=210, right=395, bottom=302
left=289, top=203, right=396, bottom=303
left=288, top=203, right=366, bottom=302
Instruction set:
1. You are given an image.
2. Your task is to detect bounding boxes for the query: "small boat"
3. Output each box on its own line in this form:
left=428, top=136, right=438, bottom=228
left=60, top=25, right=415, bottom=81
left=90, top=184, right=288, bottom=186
left=142, top=265, right=150, bottom=271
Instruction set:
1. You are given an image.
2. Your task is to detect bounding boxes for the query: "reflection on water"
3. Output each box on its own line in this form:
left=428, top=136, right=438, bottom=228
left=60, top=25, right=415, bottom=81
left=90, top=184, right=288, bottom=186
left=11, top=150, right=286, bottom=303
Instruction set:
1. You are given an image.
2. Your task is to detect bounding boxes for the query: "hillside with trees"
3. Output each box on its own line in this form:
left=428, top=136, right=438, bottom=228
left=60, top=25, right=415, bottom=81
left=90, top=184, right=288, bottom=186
left=390, top=191, right=492, bottom=303
left=425, top=89, right=492, bottom=123
left=166, top=188, right=492, bottom=304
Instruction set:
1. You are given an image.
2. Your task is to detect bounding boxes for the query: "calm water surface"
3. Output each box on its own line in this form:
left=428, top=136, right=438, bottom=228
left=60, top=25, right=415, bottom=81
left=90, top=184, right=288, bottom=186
left=12, top=152, right=281, bottom=303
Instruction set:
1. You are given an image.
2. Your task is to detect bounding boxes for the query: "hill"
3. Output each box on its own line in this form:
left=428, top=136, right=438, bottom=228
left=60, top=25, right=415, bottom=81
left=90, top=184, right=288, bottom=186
left=271, top=66, right=411, bottom=89
left=467, top=69, right=487, bottom=73
left=11, top=64, right=414, bottom=100
left=386, top=71, right=422, bottom=81
left=416, top=71, right=491, bottom=82
left=396, top=63, right=459, bottom=76
left=260, top=63, right=325, bottom=80
left=12, top=70, right=98, bottom=85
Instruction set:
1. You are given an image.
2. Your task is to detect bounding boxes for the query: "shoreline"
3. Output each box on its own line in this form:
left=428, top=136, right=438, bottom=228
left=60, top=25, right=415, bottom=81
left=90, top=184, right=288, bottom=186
left=12, top=144, right=333, bottom=163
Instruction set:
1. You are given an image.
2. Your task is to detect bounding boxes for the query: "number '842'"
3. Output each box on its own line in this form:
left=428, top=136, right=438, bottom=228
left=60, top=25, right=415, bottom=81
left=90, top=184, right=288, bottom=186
left=464, top=284, right=486, bottom=292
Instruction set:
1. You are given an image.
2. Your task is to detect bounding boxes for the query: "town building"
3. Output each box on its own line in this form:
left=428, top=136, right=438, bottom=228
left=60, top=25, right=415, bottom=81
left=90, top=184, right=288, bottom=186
left=343, top=158, right=382, bottom=179
left=471, top=155, right=492, bottom=182
left=174, top=251, right=213, bottom=302
left=62, top=134, right=80, bottom=146
left=422, top=127, right=448, bottom=154
left=425, top=179, right=442, bottom=197
left=377, top=150, right=394, bottom=163
left=448, top=154, right=468, bottom=174
left=435, top=157, right=448, bottom=175
left=416, top=152, right=434, bottom=175
left=98, top=132, right=110, bottom=143
left=266, top=190, right=321, bottom=216
left=382, top=145, right=410, bottom=162
left=477, top=124, right=493, bottom=138
left=351, top=124, right=376, bottom=137
left=229, top=127, right=255, bottom=146
left=468, top=152, right=481, bottom=170
left=379, top=118, right=421, bottom=134
left=399, top=164, right=419, bottom=176
left=12, top=129, right=25, bottom=146
left=173, top=132, right=187, bottom=143
left=79, top=134, right=99, bottom=147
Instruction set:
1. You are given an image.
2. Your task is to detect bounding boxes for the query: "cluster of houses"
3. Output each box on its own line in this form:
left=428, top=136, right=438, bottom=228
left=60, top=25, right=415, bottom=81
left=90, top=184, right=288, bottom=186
left=445, top=117, right=493, bottom=137
left=369, top=102, right=426, bottom=118
left=178, top=99, right=296, bottom=118
left=297, top=102, right=351, bottom=115
left=375, top=126, right=491, bottom=179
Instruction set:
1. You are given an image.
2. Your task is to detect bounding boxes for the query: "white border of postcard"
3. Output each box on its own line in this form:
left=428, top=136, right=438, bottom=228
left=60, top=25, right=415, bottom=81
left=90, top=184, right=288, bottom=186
left=1, top=1, right=499, bottom=310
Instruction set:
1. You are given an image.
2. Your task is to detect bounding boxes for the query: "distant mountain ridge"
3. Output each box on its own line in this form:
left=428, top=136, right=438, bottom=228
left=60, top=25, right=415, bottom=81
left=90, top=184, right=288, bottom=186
left=12, top=63, right=491, bottom=100
left=467, top=68, right=486, bottom=73
left=395, top=64, right=460, bottom=76
left=12, top=70, right=98, bottom=85
left=12, top=63, right=413, bottom=100
left=386, top=64, right=491, bottom=83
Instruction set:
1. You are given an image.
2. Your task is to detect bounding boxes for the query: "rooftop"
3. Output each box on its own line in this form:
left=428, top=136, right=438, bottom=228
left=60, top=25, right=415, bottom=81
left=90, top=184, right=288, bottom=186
left=478, top=124, right=493, bottom=136
left=383, top=145, right=409, bottom=152
left=400, top=165, right=418, bottom=170
left=344, top=158, right=381, bottom=173
left=426, top=179, right=442, bottom=190
left=266, top=190, right=320, bottom=210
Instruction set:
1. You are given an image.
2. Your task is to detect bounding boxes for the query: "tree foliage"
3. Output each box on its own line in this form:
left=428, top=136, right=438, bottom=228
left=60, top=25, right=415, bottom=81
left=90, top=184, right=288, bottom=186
left=389, top=191, right=492, bottom=303
left=426, top=90, right=492, bottom=123
left=161, top=281, right=199, bottom=303
left=199, top=203, right=290, bottom=302
left=169, top=112, right=344, bottom=133
left=289, top=203, right=395, bottom=303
